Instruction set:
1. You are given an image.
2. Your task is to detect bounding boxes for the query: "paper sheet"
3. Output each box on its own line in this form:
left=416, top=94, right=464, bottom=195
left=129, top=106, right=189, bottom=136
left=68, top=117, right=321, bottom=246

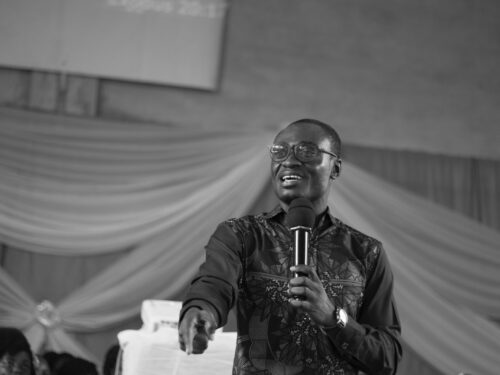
left=118, top=327, right=236, bottom=375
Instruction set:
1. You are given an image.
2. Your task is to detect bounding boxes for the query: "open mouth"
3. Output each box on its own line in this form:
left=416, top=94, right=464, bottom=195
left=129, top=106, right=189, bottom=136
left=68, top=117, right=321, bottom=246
left=279, top=174, right=304, bottom=187
left=281, top=175, right=302, bottom=182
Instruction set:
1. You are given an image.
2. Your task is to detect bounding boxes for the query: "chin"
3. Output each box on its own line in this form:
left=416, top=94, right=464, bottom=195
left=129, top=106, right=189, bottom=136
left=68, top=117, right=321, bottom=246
left=276, top=189, right=303, bottom=205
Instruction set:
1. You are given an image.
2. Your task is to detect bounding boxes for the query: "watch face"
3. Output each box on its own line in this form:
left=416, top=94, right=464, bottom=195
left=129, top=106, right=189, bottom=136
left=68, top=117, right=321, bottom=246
left=337, top=308, right=348, bottom=327
left=339, top=309, right=348, bottom=322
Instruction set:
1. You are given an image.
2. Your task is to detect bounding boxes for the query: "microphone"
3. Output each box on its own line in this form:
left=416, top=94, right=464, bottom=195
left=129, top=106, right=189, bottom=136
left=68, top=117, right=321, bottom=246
left=287, top=198, right=315, bottom=282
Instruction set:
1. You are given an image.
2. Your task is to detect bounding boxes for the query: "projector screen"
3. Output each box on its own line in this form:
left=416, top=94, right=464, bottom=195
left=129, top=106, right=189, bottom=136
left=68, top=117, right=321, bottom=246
left=0, top=0, right=229, bottom=90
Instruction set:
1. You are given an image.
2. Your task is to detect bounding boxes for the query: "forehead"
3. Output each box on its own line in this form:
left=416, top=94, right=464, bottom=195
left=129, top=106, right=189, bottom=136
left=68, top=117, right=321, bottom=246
left=274, top=123, right=331, bottom=148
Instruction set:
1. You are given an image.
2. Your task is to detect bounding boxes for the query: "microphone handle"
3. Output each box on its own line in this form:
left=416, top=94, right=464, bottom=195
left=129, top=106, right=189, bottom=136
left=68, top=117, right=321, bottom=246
left=293, top=226, right=310, bottom=278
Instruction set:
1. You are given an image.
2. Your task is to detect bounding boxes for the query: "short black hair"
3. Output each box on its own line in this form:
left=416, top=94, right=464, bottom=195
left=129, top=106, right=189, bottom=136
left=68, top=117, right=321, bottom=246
left=282, top=118, right=342, bottom=157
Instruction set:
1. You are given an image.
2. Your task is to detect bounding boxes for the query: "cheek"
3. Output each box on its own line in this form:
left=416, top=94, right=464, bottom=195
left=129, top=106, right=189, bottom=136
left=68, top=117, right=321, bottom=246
left=270, top=162, right=280, bottom=177
left=311, top=164, right=331, bottom=180
left=310, top=168, right=332, bottom=190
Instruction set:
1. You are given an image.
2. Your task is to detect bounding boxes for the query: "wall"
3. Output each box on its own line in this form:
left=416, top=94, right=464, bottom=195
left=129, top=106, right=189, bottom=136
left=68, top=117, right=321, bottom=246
left=0, top=0, right=499, bottom=160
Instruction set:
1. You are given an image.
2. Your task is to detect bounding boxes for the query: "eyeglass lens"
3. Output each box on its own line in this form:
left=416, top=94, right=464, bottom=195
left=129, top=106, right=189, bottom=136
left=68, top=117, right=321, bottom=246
left=270, top=142, right=322, bottom=162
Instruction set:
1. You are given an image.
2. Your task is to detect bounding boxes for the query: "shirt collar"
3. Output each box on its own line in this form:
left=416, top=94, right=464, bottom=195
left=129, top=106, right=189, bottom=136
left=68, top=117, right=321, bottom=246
left=264, top=204, right=336, bottom=231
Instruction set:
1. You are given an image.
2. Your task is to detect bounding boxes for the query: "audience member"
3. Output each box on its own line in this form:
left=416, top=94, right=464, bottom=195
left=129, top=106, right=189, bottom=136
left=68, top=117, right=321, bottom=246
left=0, top=327, right=36, bottom=375
left=102, top=344, right=121, bottom=375
left=33, top=355, right=50, bottom=375
left=42, top=352, right=74, bottom=375
left=56, top=357, right=98, bottom=375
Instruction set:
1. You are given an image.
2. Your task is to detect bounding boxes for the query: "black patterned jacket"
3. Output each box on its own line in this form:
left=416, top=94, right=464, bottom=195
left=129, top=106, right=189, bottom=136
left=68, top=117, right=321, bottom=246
left=181, top=206, right=402, bottom=375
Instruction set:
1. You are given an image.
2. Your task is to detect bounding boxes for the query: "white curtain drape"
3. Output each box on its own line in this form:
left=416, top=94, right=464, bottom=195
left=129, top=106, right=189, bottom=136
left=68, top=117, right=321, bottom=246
left=0, top=107, right=499, bottom=374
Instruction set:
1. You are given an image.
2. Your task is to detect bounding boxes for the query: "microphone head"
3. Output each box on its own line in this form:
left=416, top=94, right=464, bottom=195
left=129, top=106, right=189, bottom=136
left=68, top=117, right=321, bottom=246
left=287, top=198, right=315, bottom=229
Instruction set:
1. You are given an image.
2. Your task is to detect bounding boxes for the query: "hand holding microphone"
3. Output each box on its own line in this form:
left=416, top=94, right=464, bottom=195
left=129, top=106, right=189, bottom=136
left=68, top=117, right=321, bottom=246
left=287, top=198, right=315, bottom=296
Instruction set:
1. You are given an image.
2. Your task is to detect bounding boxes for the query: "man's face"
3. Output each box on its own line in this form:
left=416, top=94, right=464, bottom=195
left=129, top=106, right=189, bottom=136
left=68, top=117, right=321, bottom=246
left=0, top=352, right=31, bottom=375
left=270, top=124, right=335, bottom=212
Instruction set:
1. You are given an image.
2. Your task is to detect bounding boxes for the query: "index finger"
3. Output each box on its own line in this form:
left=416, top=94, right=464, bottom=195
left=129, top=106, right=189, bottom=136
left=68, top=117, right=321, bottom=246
left=290, top=265, right=321, bottom=283
left=179, top=311, right=199, bottom=355
left=184, top=319, right=198, bottom=355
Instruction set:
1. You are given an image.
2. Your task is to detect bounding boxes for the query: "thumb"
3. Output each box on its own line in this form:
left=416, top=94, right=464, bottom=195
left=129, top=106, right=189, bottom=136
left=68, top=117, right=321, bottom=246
left=200, top=310, right=217, bottom=340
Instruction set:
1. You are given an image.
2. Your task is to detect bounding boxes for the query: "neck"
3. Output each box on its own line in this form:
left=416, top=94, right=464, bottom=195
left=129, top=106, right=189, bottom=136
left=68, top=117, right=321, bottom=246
left=280, top=199, right=328, bottom=216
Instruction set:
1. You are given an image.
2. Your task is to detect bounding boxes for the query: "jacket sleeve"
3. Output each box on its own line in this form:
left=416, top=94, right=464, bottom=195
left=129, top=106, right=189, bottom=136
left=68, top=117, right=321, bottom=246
left=324, top=244, right=403, bottom=375
left=180, top=221, right=243, bottom=328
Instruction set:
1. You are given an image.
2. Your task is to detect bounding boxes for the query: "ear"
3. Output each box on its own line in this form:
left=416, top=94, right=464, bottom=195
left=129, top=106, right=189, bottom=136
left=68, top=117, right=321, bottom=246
left=330, top=158, right=342, bottom=180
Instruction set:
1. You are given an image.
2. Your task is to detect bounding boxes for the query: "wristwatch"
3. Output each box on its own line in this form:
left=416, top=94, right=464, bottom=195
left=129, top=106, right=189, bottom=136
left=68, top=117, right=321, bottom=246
left=335, top=306, right=348, bottom=328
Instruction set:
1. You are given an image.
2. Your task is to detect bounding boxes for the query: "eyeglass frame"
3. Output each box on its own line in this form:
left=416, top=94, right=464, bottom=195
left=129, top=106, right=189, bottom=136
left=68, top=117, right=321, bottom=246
left=268, top=141, right=338, bottom=163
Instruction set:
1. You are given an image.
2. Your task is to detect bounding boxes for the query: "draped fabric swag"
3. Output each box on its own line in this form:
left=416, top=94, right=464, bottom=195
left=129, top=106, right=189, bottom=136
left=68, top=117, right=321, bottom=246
left=345, top=145, right=500, bottom=232
left=0, top=108, right=499, bottom=375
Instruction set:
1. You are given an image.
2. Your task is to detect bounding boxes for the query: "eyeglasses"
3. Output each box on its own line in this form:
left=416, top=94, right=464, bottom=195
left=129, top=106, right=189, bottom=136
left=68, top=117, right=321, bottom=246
left=269, top=141, right=337, bottom=163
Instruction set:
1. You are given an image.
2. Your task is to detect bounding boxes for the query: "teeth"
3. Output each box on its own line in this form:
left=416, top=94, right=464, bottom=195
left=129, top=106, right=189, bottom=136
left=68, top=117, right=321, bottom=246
left=282, top=175, right=302, bottom=181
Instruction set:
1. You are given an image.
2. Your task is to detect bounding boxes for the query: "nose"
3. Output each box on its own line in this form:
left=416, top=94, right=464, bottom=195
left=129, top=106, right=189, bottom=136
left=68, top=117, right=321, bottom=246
left=281, top=146, right=301, bottom=166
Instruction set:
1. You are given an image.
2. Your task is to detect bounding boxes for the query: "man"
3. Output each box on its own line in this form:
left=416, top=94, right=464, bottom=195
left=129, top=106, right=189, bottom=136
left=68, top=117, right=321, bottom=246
left=178, top=119, right=402, bottom=374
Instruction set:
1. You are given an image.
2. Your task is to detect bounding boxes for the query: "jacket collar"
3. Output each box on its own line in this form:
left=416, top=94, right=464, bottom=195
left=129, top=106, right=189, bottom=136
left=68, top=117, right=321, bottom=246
left=264, top=204, right=336, bottom=232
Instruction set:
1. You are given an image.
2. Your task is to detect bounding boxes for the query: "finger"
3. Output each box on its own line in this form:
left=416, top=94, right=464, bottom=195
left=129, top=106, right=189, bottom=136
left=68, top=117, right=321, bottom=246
left=289, top=297, right=312, bottom=310
left=178, top=322, right=189, bottom=352
left=203, top=318, right=216, bottom=340
left=289, top=275, right=307, bottom=286
left=289, top=285, right=308, bottom=297
left=184, top=318, right=199, bottom=355
left=195, top=310, right=216, bottom=339
left=290, top=264, right=310, bottom=276
left=306, top=266, right=321, bottom=283
left=290, top=265, right=317, bottom=280
left=178, top=328, right=191, bottom=353
left=191, top=331, right=209, bottom=354
left=179, top=337, right=186, bottom=351
left=289, top=277, right=318, bottom=296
